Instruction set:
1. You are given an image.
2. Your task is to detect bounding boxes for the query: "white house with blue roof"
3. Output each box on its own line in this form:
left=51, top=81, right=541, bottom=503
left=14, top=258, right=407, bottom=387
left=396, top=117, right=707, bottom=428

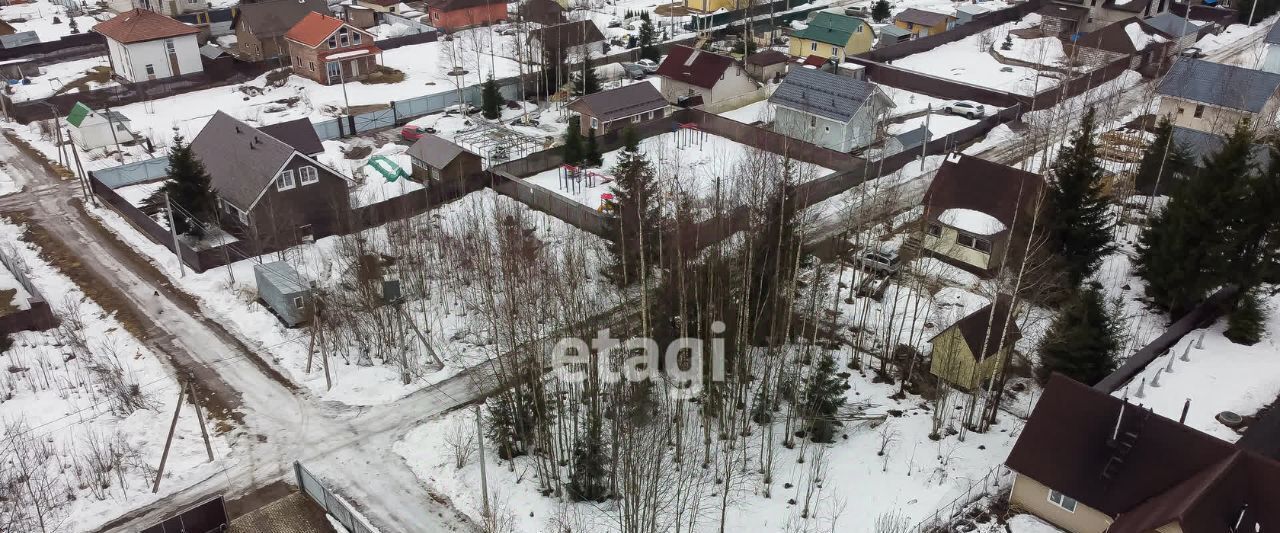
left=768, top=67, right=894, bottom=152
left=1155, top=58, right=1280, bottom=134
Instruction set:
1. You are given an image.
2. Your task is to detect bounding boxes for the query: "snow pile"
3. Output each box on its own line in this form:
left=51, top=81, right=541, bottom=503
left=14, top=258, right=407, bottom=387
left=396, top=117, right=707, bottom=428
left=939, top=208, right=1006, bottom=235
left=1125, top=22, right=1168, bottom=51
left=993, top=36, right=1067, bottom=67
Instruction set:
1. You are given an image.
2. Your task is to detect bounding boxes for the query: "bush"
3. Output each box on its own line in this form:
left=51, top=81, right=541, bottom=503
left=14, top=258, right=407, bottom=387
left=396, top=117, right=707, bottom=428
left=1225, top=290, right=1267, bottom=345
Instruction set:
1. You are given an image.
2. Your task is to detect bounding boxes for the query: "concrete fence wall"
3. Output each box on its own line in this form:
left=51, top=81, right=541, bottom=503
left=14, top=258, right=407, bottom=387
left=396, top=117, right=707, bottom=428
left=0, top=246, right=59, bottom=335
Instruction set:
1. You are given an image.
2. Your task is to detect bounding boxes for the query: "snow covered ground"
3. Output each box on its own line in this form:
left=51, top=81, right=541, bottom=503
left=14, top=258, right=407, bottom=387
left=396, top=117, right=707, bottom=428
left=316, top=139, right=425, bottom=208
left=0, top=164, right=18, bottom=196
left=882, top=86, right=953, bottom=118
left=0, top=0, right=98, bottom=42
left=6, top=55, right=115, bottom=102
left=889, top=17, right=1063, bottom=96
left=992, top=36, right=1068, bottom=67
left=0, top=217, right=237, bottom=533
left=717, top=98, right=774, bottom=124
left=1007, top=514, right=1065, bottom=532
left=524, top=131, right=834, bottom=211
left=888, top=112, right=979, bottom=138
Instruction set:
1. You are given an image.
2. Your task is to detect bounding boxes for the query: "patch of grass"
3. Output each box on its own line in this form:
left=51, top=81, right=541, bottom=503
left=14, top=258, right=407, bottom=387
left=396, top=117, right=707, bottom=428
left=51, top=65, right=113, bottom=96
left=265, top=67, right=292, bottom=88
left=362, top=65, right=406, bottom=85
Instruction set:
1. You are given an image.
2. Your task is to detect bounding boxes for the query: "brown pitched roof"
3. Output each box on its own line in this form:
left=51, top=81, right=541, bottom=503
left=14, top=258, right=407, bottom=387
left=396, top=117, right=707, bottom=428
left=234, top=0, right=330, bottom=39
left=406, top=133, right=475, bottom=170
left=1073, top=17, right=1163, bottom=55
left=529, top=20, right=605, bottom=50
left=922, top=155, right=1045, bottom=233
left=745, top=49, right=789, bottom=66
left=93, top=9, right=199, bottom=44
left=895, top=8, right=954, bottom=27
left=656, top=46, right=736, bottom=90
left=1037, top=3, right=1091, bottom=21
left=1006, top=375, right=1280, bottom=533
left=433, top=0, right=502, bottom=11
left=568, top=82, right=667, bottom=123
left=259, top=118, right=325, bottom=156
left=930, top=294, right=1021, bottom=360
left=285, top=12, right=348, bottom=48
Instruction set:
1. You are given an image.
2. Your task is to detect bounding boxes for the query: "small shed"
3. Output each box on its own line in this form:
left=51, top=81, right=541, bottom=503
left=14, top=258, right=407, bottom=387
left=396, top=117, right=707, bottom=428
left=955, top=4, right=990, bottom=25
left=887, top=124, right=932, bottom=155
left=254, top=261, right=313, bottom=326
left=406, top=133, right=483, bottom=181
left=876, top=25, right=911, bottom=48
left=66, top=102, right=134, bottom=151
left=745, top=49, right=789, bottom=82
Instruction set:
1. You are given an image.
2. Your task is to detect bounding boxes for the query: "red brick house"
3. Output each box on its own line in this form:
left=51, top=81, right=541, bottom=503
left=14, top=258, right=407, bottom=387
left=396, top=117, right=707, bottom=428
left=427, top=0, right=506, bottom=32
left=285, top=12, right=380, bottom=85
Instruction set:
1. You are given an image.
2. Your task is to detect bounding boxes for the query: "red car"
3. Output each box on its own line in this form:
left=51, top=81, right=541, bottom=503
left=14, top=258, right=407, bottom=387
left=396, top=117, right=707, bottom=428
left=401, top=124, right=436, bottom=141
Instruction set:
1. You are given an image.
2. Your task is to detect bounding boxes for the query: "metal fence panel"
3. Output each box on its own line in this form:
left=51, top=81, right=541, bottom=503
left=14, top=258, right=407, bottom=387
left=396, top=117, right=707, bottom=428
left=294, top=462, right=381, bottom=533
left=92, top=157, right=169, bottom=188
left=313, top=118, right=343, bottom=140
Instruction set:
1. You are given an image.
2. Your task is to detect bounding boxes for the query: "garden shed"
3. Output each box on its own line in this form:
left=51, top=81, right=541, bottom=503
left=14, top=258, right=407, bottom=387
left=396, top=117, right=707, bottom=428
left=254, top=261, right=313, bottom=326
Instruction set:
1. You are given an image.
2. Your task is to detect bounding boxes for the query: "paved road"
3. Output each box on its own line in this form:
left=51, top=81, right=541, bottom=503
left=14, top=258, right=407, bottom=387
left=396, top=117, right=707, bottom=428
left=0, top=134, right=489, bottom=533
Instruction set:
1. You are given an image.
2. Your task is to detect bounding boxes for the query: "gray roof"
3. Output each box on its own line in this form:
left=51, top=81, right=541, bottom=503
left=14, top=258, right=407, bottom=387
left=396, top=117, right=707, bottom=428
left=568, top=82, right=667, bottom=123
left=255, top=261, right=309, bottom=294
left=1267, top=21, right=1280, bottom=44
left=895, top=8, right=953, bottom=27
left=235, top=0, right=330, bottom=38
left=190, top=111, right=300, bottom=210
left=879, top=25, right=910, bottom=37
left=200, top=43, right=227, bottom=59
left=769, top=67, right=887, bottom=123
left=893, top=125, right=932, bottom=151
left=1144, top=12, right=1206, bottom=38
left=260, top=118, right=325, bottom=156
left=1156, top=58, right=1280, bottom=113
left=1171, top=126, right=1273, bottom=170
left=406, top=133, right=475, bottom=170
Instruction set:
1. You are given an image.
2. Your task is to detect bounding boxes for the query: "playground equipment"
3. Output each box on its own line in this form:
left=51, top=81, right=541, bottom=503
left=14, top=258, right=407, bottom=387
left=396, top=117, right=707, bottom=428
left=675, top=122, right=706, bottom=149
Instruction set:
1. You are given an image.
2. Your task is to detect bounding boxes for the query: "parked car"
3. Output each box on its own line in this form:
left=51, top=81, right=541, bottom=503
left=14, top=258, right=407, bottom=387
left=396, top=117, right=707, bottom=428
left=844, top=5, right=869, bottom=16
left=859, top=250, right=901, bottom=274
left=944, top=100, right=986, bottom=119
left=635, top=58, right=660, bottom=73
left=400, top=124, right=437, bottom=141
left=621, top=63, right=648, bottom=80
left=1180, top=47, right=1205, bottom=58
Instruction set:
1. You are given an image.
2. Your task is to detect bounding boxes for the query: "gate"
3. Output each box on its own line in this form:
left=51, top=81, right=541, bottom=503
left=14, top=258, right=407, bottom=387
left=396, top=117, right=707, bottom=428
left=294, top=462, right=381, bottom=533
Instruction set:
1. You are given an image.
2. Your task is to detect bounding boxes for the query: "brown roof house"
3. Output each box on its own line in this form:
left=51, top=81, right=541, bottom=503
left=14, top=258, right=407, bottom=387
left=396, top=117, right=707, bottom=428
left=286, top=12, right=381, bottom=86
left=568, top=82, right=668, bottom=136
left=259, top=117, right=326, bottom=156
left=744, top=49, right=789, bottom=83
left=656, top=46, right=757, bottom=108
left=232, top=0, right=329, bottom=62
left=1072, top=17, right=1173, bottom=76
left=518, top=0, right=566, bottom=26
left=1006, top=374, right=1280, bottom=533
left=927, top=295, right=1021, bottom=391
left=529, top=20, right=605, bottom=65
left=920, top=155, right=1045, bottom=273
left=1038, top=3, right=1092, bottom=36
left=893, top=8, right=956, bottom=38
left=93, top=9, right=203, bottom=83
left=406, top=133, right=483, bottom=184
left=192, top=112, right=353, bottom=250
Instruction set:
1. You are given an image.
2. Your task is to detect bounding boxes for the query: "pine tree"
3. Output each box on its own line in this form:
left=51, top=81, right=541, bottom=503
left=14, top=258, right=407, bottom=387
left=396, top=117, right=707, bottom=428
left=143, top=134, right=217, bottom=239
left=871, top=0, right=891, bottom=23
left=563, top=118, right=584, bottom=166
left=1134, top=116, right=1192, bottom=195
left=1036, top=284, right=1123, bottom=386
left=803, top=353, right=846, bottom=443
left=1137, top=122, right=1258, bottom=316
left=1225, top=290, right=1268, bottom=345
left=568, top=416, right=608, bottom=501
left=639, top=13, right=659, bottom=62
left=575, top=67, right=601, bottom=95
left=604, top=128, right=662, bottom=286
left=480, top=75, right=502, bottom=120
left=1046, top=108, right=1115, bottom=287
left=1222, top=143, right=1280, bottom=291
left=585, top=128, right=603, bottom=167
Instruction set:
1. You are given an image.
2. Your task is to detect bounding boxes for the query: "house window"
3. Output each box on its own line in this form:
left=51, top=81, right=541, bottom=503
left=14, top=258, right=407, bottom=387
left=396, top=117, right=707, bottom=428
left=631, top=114, right=641, bottom=123
left=810, top=115, right=817, bottom=127
left=352, top=31, right=361, bottom=45
left=590, top=117, right=599, bottom=129
left=165, top=39, right=175, bottom=53
left=927, top=223, right=942, bottom=237
left=237, top=210, right=248, bottom=224
left=855, top=24, right=863, bottom=32
left=1177, top=107, right=1185, bottom=114
left=832, top=46, right=839, bottom=56
left=145, top=64, right=155, bottom=76
left=328, top=36, right=337, bottom=48
left=1193, top=104, right=1205, bottom=118
left=299, top=166, right=319, bottom=185
left=339, top=28, right=350, bottom=47
left=309, top=61, right=316, bottom=71
left=293, top=296, right=305, bottom=309
left=1048, top=490, right=1078, bottom=513
left=277, top=169, right=296, bottom=190
left=810, top=41, right=818, bottom=51
left=956, top=233, right=992, bottom=253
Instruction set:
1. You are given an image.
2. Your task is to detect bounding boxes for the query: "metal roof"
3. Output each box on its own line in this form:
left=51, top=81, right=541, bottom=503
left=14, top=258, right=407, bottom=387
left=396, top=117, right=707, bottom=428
left=1171, top=126, right=1273, bottom=169
left=1143, top=12, right=1206, bottom=38
left=1156, top=58, right=1280, bottom=113
left=792, top=12, right=868, bottom=47
left=879, top=25, right=910, bottom=37
left=406, top=133, right=475, bottom=170
left=190, top=111, right=300, bottom=210
left=894, top=7, right=953, bottom=27
left=1267, top=21, right=1280, bottom=44
left=254, top=261, right=309, bottom=294
left=568, top=82, right=668, bottom=123
left=769, top=67, right=882, bottom=123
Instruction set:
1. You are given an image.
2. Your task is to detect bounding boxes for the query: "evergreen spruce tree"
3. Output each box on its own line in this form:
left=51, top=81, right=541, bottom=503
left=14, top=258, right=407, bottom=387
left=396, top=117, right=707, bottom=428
left=1036, top=284, right=1123, bottom=386
left=575, top=67, right=601, bottom=95
left=1134, top=116, right=1192, bottom=195
left=142, top=134, right=217, bottom=239
left=568, top=417, right=608, bottom=501
left=1225, top=290, right=1268, bottom=345
left=1136, top=122, right=1258, bottom=316
left=871, top=0, right=891, bottom=22
left=480, top=75, right=502, bottom=120
left=604, top=128, right=661, bottom=286
left=1223, top=143, right=1280, bottom=291
left=585, top=128, right=603, bottom=167
left=563, top=118, right=584, bottom=165
left=1046, top=107, right=1115, bottom=286
left=803, top=353, right=846, bottom=443
left=639, top=13, right=659, bottom=62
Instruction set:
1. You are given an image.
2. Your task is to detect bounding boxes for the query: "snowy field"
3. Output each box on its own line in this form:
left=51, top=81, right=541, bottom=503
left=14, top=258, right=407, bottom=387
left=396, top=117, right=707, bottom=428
left=6, top=55, right=115, bottom=103
left=0, top=164, right=17, bottom=196
left=992, top=35, right=1069, bottom=68
left=85, top=189, right=612, bottom=405
left=717, top=98, right=773, bottom=124
left=888, top=112, right=979, bottom=138
left=315, top=139, right=425, bottom=208
left=881, top=86, right=953, bottom=118
left=0, top=218, right=236, bottom=533
left=523, top=131, right=834, bottom=211
left=0, top=0, right=97, bottom=42
left=890, top=17, right=1063, bottom=96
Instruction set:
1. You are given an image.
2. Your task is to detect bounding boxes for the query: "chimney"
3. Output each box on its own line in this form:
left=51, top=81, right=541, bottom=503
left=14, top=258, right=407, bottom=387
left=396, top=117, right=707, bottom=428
left=249, top=141, right=256, bottom=150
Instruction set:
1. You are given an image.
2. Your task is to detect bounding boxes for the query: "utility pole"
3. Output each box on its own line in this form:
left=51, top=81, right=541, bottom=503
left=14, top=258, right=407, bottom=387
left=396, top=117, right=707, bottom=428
left=164, top=193, right=186, bottom=277
left=152, top=384, right=185, bottom=493
left=474, top=403, right=490, bottom=518
left=188, top=381, right=215, bottom=462
left=66, top=128, right=92, bottom=206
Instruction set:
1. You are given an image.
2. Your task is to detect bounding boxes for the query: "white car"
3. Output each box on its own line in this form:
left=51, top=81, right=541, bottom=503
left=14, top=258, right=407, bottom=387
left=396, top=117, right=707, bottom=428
left=634, top=59, right=660, bottom=73
left=944, top=100, right=986, bottom=119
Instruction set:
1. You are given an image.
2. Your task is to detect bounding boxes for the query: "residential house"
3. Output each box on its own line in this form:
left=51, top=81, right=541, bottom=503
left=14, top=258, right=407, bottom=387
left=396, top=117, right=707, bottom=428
left=286, top=12, right=381, bottom=86
left=354, top=0, right=400, bottom=13
left=1037, top=3, right=1091, bottom=36
left=769, top=67, right=894, bottom=152
left=1005, top=374, right=1280, bottom=533
left=1156, top=58, right=1280, bottom=134
left=406, top=133, right=483, bottom=182
left=426, top=0, right=506, bottom=32
left=66, top=102, right=134, bottom=151
left=877, top=25, right=911, bottom=47
left=338, top=3, right=379, bottom=29
left=93, top=9, right=203, bottom=83
left=744, top=49, right=789, bottom=82
left=1144, top=12, right=1211, bottom=49
left=529, top=20, right=605, bottom=64
left=1088, top=0, right=1171, bottom=31
left=893, top=8, right=955, bottom=38
left=919, top=155, right=1045, bottom=272
left=518, top=0, right=565, bottom=26
left=955, top=4, right=990, bottom=24
left=1073, top=18, right=1172, bottom=76
left=253, top=261, right=313, bottom=326
left=656, top=46, right=756, bottom=107
left=567, top=82, right=668, bottom=135
left=260, top=117, right=326, bottom=157
left=684, top=0, right=744, bottom=14
left=885, top=124, right=931, bottom=155
left=232, top=0, right=329, bottom=62
left=927, top=295, right=1020, bottom=391
left=1262, top=20, right=1280, bottom=74
left=191, top=112, right=352, bottom=248
left=787, top=12, right=874, bottom=62
left=132, top=0, right=209, bottom=17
